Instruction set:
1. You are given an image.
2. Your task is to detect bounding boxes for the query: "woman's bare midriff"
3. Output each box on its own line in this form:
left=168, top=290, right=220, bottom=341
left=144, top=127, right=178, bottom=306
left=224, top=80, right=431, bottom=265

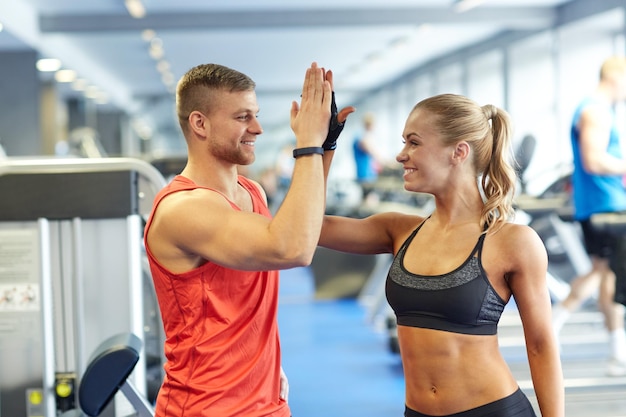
left=399, top=325, right=519, bottom=415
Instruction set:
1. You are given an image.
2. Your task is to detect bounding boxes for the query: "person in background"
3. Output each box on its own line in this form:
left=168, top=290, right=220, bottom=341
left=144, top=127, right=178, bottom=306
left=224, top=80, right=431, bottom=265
left=144, top=62, right=354, bottom=416
left=257, top=166, right=279, bottom=210
left=551, top=56, right=626, bottom=377
left=319, top=93, right=564, bottom=417
left=353, top=112, right=388, bottom=205
left=272, top=141, right=297, bottom=212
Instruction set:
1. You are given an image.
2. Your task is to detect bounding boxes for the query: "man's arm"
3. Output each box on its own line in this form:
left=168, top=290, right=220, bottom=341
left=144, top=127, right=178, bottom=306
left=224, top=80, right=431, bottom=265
left=149, top=63, right=331, bottom=272
left=579, top=104, right=626, bottom=175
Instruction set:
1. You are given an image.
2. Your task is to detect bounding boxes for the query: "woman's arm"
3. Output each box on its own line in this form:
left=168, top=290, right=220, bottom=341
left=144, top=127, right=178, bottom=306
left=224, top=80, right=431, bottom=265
left=505, top=224, right=565, bottom=417
left=319, top=212, right=419, bottom=255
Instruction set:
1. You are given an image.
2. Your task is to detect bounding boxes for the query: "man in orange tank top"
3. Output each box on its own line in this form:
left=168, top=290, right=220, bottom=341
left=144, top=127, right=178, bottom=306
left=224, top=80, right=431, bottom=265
left=144, top=62, right=354, bottom=416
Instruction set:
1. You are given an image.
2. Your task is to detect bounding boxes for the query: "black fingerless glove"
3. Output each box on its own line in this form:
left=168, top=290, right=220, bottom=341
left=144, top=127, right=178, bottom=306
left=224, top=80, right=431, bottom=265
left=322, top=92, right=345, bottom=151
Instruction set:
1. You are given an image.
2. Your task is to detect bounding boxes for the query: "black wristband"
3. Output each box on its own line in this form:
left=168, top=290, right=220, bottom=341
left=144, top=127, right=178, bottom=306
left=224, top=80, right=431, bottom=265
left=293, top=147, right=324, bottom=158
left=322, top=92, right=345, bottom=151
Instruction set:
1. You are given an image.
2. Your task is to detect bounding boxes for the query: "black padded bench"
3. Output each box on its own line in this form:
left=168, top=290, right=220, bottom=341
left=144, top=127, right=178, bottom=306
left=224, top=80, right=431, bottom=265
left=61, top=333, right=154, bottom=417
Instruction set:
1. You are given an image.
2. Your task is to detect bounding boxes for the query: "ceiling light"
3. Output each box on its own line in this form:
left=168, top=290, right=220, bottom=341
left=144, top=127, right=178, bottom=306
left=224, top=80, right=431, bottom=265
left=36, top=58, right=62, bottom=72
left=161, top=72, right=175, bottom=86
left=124, top=0, right=146, bottom=19
left=150, top=37, right=163, bottom=48
left=156, top=60, right=170, bottom=73
left=141, top=29, right=156, bottom=42
left=55, top=69, right=77, bottom=83
left=72, top=78, right=88, bottom=91
left=453, top=0, right=486, bottom=13
left=85, top=86, right=100, bottom=99
left=149, top=45, right=164, bottom=60
left=94, top=92, right=109, bottom=105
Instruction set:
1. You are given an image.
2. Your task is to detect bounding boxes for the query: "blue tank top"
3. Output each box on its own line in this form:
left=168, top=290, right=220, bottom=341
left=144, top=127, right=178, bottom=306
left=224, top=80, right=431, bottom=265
left=353, top=136, right=377, bottom=183
left=570, top=97, right=626, bottom=220
left=385, top=221, right=506, bottom=335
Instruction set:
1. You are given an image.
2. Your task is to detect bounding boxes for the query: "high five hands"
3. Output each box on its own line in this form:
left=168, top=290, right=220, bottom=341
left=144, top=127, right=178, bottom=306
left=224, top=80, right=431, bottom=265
left=291, top=63, right=356, bottom=151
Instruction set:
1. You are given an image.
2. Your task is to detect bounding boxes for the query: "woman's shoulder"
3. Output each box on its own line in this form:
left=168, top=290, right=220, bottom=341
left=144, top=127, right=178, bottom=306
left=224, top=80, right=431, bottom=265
left=490, top=221, right=540, bottom=242
left=482, top=222, right=548, bottom=283
left=488, top=222, right=547, bottom=259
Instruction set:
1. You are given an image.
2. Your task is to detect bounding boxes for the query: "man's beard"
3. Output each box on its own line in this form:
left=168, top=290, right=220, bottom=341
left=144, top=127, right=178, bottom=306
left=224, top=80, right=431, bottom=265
left=210, top=141, right=255, bottom=166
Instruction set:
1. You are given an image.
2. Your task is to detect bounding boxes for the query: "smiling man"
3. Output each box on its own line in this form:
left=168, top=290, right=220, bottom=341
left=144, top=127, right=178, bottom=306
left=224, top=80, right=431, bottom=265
left=143, top=62, right=353, bottom=416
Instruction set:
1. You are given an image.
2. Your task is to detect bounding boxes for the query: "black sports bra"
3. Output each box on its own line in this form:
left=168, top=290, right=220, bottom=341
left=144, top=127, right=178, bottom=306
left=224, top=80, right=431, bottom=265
left=385, top=220, right=506, bottom=335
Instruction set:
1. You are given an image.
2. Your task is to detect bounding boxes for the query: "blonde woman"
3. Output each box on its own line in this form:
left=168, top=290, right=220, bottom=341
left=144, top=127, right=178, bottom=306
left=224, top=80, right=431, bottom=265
left=319, top=94, right=564, bottom=417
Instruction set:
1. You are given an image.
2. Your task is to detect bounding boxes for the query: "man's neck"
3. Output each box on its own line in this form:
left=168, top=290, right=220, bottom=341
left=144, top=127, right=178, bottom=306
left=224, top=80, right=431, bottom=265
left=181, top=163, right=240, bottom=200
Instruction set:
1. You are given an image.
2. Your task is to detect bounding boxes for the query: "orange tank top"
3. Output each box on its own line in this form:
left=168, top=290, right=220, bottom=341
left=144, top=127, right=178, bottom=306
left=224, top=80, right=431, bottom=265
left=144, top=175, right=290, bottom=417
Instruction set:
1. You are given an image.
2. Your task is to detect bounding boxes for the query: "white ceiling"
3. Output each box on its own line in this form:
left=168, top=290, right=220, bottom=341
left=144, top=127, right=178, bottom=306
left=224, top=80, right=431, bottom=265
left=0, top=0, right=590, bottom=149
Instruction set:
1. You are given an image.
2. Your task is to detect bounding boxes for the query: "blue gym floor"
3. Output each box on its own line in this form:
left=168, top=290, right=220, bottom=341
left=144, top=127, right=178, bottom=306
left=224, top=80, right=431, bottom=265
left=278, top=266, right=406, bottom=417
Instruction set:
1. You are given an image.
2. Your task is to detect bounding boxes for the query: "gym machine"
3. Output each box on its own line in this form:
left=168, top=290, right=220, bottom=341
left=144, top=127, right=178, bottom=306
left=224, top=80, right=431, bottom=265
left=513, top=134, right=588, bottom=301
left=60, top=332, right=154, bottom=417
left=515, top=192, right=590, bottom=302
left=0, top=157, right=166, bottom=417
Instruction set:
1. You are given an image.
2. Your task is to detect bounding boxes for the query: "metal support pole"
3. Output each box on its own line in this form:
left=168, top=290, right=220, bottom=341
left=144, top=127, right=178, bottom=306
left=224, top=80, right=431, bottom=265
left=38, top=218, right=57, bottom=417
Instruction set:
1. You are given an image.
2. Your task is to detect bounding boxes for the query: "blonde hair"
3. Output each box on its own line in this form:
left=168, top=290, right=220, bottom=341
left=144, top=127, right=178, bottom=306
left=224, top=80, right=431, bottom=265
left=176, top=63, right=256, bottom=135
left=413, top=94, right=516, bottom=232
left=600, top=56, right=626, bottom=82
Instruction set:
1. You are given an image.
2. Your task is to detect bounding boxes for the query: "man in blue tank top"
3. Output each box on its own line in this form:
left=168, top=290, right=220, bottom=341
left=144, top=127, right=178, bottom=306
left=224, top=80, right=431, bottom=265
left=552, top=56, right=626, bottom=377
left=352, top=112, right=387, bottom=205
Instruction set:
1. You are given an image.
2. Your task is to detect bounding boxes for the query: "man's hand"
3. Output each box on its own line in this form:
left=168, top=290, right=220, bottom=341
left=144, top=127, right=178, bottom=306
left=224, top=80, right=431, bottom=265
left=279, top=367, right=289, bottom=403
left=290, top=62, right=332, bottom=149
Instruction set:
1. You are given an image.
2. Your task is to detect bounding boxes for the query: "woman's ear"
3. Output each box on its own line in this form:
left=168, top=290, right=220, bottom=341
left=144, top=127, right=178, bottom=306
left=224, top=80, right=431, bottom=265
left=452, top=141, right=471, bottom=164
